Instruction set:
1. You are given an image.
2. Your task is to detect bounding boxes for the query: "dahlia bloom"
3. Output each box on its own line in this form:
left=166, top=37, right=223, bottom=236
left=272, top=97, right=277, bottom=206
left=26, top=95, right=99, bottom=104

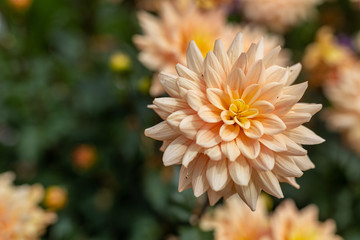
left=324, top=63, right=360, bottom=154
left=0, top=172, right=56, bottom=239
left=242, top=0, right=322, bottom=33
left=201, top=195, right=270, bottom=240
left=271, top=200, right=342, bottom=240
left=134, top=2, right=287, bottom=96
left=145, top=33, right=324, bottom=210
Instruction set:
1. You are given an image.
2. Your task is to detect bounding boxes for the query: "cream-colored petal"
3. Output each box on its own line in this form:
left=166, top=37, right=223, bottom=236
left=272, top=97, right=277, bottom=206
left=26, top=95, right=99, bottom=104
left=255, top=171, right=284, bottom=199
left=282, top=135, right=308, bottom=156
left=214, top=39, right=231, bottom=74
left=291, top=103, right=322, bottom=116
left=148, top=104, right=169, bottom=120
left=235, top=179, right=260, bottom=211
left=153, top=98, right=188, bottom=114
left=187, top=41, right=204, bottom=75
left=292, top=155, right=315, bottom=171
left=266, top=65, right=287, bottom=84
left=251, top=146, right=275, bottom=171
left=204, top=145, right=222, bottom=161
left=285, top=63, right=302, bottom=86
left=221, top=140, right=241, bottom=162
left=219, top=124, right=240, bottom=142
left=236, top=134, right=261, bottom=159
left=251, top=100, right=274, bottom=114
left=231, top=52, right=247, bottom=73
left=259, top=135, right=287, bottom=152
left=284, top=125, right=325, bottom=145
left=282, top=82, right=308, bottom=102
left=192, top=154, right=209, bottom=197
left=207, top=88, right=231, bottom=110
left=227, top=33, right=244, bottom=65
left=220, top=110, right=235, bottom=125
left=243, top=120, right=264, bottom=139
left=145, top=121, right=179, bottom=141
left=163, top=136, right=191, bottom=166
left=196, top=124, right=222, bottom=148
left=263, top=46, right=281, bottom=68
left=167, top=109, right=195, bottom=129
left=207, top=189, right=222, bottom=206
left=179, top=114, right=205, bottom=140
left=274, top=155, right=303, bottom=177
left=241, top=84, right=261, bottom=105
left=159, top=72, right=180, bottom=97
left=246, top=43, right=257, bottom=66
left=160, top=140, right=171, bottom=152
left=246, top=60, right=265, bottom=86
left=255, top=37, right=264, bottom=61
left=277, top=175, right=300, bottom=189
left=274, top=95, right=298, bottom=116
left=282, top=111, right=312, bottom=129
left=258, top=82, right=283, bottom=103
left=229, top=156, right=251, bottom=186
left=198, top=104, right=222, bottom=123
left=225, top=68, right=246, bottom=99
left=205, top=51, right=225, bottom=80
left=206, top=159, right=229, bottom=192
left=178, top=162, right=195, bottom=192
left=204, top=65, right=223, bottom=89
left=187, top=90, right=208, bottom=111
left=178, top=76, right=205, bottom=94
left=260, top=114, right=287, bottom=135
left=182, top=143, right=202, bottom=167
left=176, top=63, right=201, bottom=82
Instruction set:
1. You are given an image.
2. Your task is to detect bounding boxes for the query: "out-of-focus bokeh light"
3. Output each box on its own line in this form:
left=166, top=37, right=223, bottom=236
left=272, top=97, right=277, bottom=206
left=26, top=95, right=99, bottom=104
left=44, top=186, right=68, bottom=211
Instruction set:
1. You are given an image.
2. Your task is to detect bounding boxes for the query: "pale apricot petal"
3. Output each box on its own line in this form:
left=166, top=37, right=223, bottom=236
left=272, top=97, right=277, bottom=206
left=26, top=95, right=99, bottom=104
left=229, top=156, right=251, bottom=186
left=167, top=109, right=195, bottom=129
left=178, top=77, right=205, bottom=94
left=192, top=155, right=209, bottom=197
left=145, top=121, right=179, bottom=141
left=274, top=155, right=303, bottom=177
left=258, top=82, right=283, bottom=103
left=225, top=68, right=246, bottom=99
left=179, top=114, right=204, bottom=140
left=284, top=125, right=325, bottom=145
left=187, top=41, right=204, bottom=75
left=251, top=100, right=274, bottom=114
left=236, top=134, right=260, bottom=159
left=282, top=112, right=312, bottom=129
left=255, top=171, right=284, bottom=198
left=176, top=63, right=201, bottom=82
left=235, top=117, right=251, bottom=129
left=282, top=82, right=308, bottom=102
left=214, top=39, right=231, bottom=74
left=187, top=90, right=208, bottom=111
left=292, top=103, right=322, bottom=116
left=148, top=104, right=169, bottom=120
left=255, top=38, right=264, bottom=61
left=231, top=52, right=247, bottom=73
left=220, top=110, right=235, bottom=125
left=206, top=159, right=228, bottom=191
left=178, top=162, right=195, bottom=192
left=207, top=88, right=231, bottom=110
left=219, top=124, right=240, bottom=142
left=282, top=135, right=307, bottom=156
left=251, top=146, right=275, bottom=171
left=196, top=124, right=222, bottom=148
left=205, top=51, right=225, bottom=80
left=246, top=60, right=265, bottom=86
left=204, top=65, right=223, bottom=89
left=286, top=63, right=302, bottom=86
left=182, top=143, right=202, bottom=167
left=153, top=98, right=188, bottom=114
left=198, top=104, right=222, bottom=123
left=207, top=189, right=222, bottom=206
left=260, top=114, right=286, bottom=135
left=274, top=95, right=298, bottom=116
left=204, top=145, right=222, bottom=161
left=243, top=120, right=264, bottom=139
left=163, top=136, right=191, bottom=166
left=241, top=84, right=261, bottom=105
left=292, top=155, right=315, bottom=171
left=160, top=140, right=171, bottom=152
left=263, top=46, right=281, bottom=68
left=227, top=33, right=244, bottom=65
left=221, top=140, right=241, bottom=162
left=266, top=66, right=287, bottom=84
left=259, top=135, right=287, bottom=152
left=159, top=72, right=180, bottom=97
left=235, top=179, right=261, bottom=211
left=277, top=176, right=300, bottom=189
left=246, top=43, right=257, bottom=66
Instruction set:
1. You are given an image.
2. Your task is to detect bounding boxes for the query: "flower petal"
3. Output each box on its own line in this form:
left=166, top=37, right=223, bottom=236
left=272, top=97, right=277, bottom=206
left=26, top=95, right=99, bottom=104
left=186, top=41, right=204, bottom=75
left=246, top=60, right=265, bottom=85
left=214, top=39, right=231, bottom=74
left=281, top=112, right=312, bottom=129
left=207, top=88, right=231, bottom=110
left=167, top=109, right=195, bottom=129
left=274, top=155, right=303, bottom=177
left=243, top=120, right=264, bottom=139
left=274, top=95, right=298, bottom=116
left=153, top=98, right=188, bottom=114
left=196, top=124, right=222, bottom=148
left=255, top=171, right=284, bottom=198
left=291, top=103, right=322, bottom=116
left=206, top=159, right=228, bottom=191
left=176, top=63, right=201, bottom=82
left=231, top=52, right=247, bottom=73
left=179, top=114, right=205, bottom=140
left=198, top=104, right=222, bottom=123
left=284, top=125, right=325, bottom=145
left=204, top=65, right=223, bottom=89
left=204, top=145, right=222, bottom=161
left=187, top=90, right=208, bottom=111
left=159, top=72, right=180, bottom=97
left=178, top=162, right=195, bottom=192
left=182, top=142, right=202, bottom=167
left=292, top=155, right=315, bottom=171
left=226, top=68, right=246, bottom=99
left=260, top=114, right=287, bottom=135
left=241, top=84, right=261, bottom=105
left=205, top=51, right=225, bottom=80
left=219, top=124, right=240, bottom=142
left=227, top=33, right=244, bottom=65
left=235, top=179, right=260, bottom=211
left=236, top=134, right=261, bottom=159
left=259, top=135, right=287, bottom=152
left=163, top=136, right=191, bottom=166
left=229, top=156, right=251, bottom=186
left=251, top=100, right=274, bottom=114
left=221, top=140, right=241, bottom=162
left=258, top=82, right=283, bottom=103
left=282, top=82, right=308, bottom=102
left=286, top=63, right=302, bottom=86
left=263, top=46, right=281, bottom=68
left=192, top=154, right=210, bottom=197
left=145, top=121, right=179, bottom=141
left=250, top=146, right=275, bottom=171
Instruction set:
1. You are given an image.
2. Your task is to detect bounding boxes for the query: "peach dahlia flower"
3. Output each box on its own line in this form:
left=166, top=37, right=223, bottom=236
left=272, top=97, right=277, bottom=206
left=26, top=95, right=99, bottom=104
left=134, top=2, right=287, bottom=96
left=200, top=195, right=271, bottom=240
left=145, top=33, right=324, bottom=210
left=0, top=172, right=56, bottom=239
left=324, top=63, right=360, bottom=154
left=242, top=0, right=322, bottom=33
left=271, top=200, right=342, bottom=240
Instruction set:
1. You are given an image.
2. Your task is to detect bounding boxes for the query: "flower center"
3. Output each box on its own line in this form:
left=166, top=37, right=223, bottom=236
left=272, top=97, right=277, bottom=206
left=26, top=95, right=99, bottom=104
left=221, top=99, right=259, bottom=129
left=191, top=32, right=214, bottom=57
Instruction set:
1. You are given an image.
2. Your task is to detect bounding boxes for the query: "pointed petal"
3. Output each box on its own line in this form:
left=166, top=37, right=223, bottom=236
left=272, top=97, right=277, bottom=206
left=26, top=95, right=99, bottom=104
left=163, top=136, right=190, bottom=166
left=274, top=155, right=303, bottom=177
left=235, top=179, right=261, bottom=211
left=255, top=37, right=264, bottom=61
left=259, top=135, right=287, bottom=152
left=187, top=90, right=207, bottom=111
left=241, top=84, right=261, bottom=105
left=282, top=135, right=307, bottom=156
left=207, top=88, right=231, bottom=110
left=227, top=33, right=244, bottom=64
left=282, top=82, right=308, bottom=102
left=214, top=39, right=231, bottom=74
left=258, top=82, right=283, bottom=103
left=159, top=72, right=180, bottom=97
left=274, top=95, right=298, bottom=116
left=229, top=156, right=251, bottom=186
left=221, top=140, right=241, bottom=162
left=286, top=63, right=302, bottom=86
left=198, top=104, right=222, bottom=123
left=176, top=63, right=201, bottom=82
left=205, top=51, right=225, bottom=80
left=284, top=125, right=325, bottom=145
left=178, top=162, right=195, bottom=192
left=243, top=120, right=264, bottom=139
left=167, top=109, right=195, bottom=129
left=266, top=66, right=287, bottom=84
left=292, top=103, right=322, bottom=116
left=153, top=98, right=188, bottom=114
left=225, top=68, right=246, bottom=99
left=281, top=112, right=312, bottom=129
left=204, top=65, right=223, bottom=89
left=192, top=154, right=209, bottom=197
left=250, top=146, right=275, bottom=171
left=231, top=52, right=247, bottom=72
left=251, top=100, right=274, bottom=114
left=292, top=155, right=315, bottom=171
left=145, top=121, right=179, bottom=141
left=206, top=159, right=228, bottom=191
left=196, top=124, right=222, bottom=148
left=187, top=41, right=204, bottom=75
left=179, top=114, right=205, bottom=140
left=236, top=134, right=261, bottom=159
left=246, top=43, right=257, bottom=66
left=219, top=124, right=240, bottom=142
left=204, top=144, right=222, bottom=161
left=255, top=171, right=284, bottom=198
left=182, top=143, right=202, bottom=167
left=260, top=114, right=287, bottom=135
left=263, top=46, right=281, bottom=68
left=246, top=60, right=265, bottom=85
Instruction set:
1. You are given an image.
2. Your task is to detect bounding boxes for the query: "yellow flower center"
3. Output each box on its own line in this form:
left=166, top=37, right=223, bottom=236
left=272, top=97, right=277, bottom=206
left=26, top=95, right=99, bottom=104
left=221, top=99, right=259, bottom=129
left=191, top=31, right=215, bottom=57
left=288, top=228, right=318, bottom=240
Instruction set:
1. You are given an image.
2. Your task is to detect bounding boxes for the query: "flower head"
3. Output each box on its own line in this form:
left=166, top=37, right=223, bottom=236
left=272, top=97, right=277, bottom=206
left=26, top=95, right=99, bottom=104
left=145, top=33, right=324, bottom=210
left=271, top=200, right=342, bottom=240
left=0, top=172, right=56, bottom=239
left=134, top=2, right=287, bottom=96
left=242, top=0, right=322, bottom=33
left=324, top=63, right=360, bottom=154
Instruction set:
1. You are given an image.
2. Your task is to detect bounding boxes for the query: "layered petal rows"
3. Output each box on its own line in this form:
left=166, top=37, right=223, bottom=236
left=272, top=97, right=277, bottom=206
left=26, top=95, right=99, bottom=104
left=145, top=33, right=324, bottom=210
